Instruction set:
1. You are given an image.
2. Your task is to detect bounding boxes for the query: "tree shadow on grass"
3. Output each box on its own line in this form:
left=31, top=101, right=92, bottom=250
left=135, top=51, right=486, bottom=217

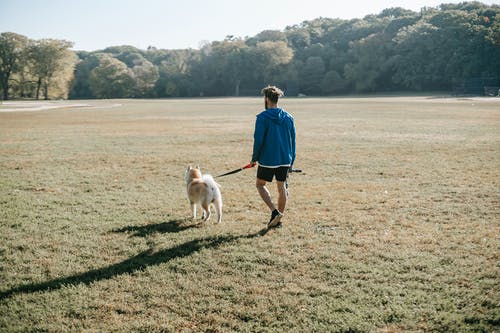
left=0, top=230, right=266, bottom=301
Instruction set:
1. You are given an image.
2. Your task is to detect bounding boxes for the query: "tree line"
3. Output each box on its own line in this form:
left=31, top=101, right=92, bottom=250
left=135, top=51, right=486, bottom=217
left=1, top=1, right=499, bottom=100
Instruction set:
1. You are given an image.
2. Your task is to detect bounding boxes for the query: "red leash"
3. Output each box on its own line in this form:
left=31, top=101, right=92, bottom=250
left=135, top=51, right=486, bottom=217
left=215, top=163, right=302, bottom=178
left=215, top=163, right=255, bottom=178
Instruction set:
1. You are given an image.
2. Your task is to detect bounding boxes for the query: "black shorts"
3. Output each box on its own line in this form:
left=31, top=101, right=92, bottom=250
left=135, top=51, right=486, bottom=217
left=257, top=166, right=289, bottom=182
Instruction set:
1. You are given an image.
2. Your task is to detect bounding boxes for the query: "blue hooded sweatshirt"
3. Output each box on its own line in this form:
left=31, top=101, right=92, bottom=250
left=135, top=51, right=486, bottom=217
left=252, top=107, right=296, bottom=168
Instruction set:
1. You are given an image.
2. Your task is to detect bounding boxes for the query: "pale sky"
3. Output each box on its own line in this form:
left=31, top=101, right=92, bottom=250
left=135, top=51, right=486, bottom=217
left=1, top=0, right=499, bottom=51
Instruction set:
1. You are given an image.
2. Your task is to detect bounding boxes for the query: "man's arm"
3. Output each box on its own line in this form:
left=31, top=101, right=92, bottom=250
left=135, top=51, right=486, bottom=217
left=251, top=116, right=265, bottom=163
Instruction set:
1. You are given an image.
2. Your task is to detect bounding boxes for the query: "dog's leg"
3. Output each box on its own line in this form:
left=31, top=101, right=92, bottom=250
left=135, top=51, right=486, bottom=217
left=202, top=202, right=211, bottom=221
left=214, top=199, right=222, bottom=223
left=190, top=202, right=197, bottom=220
left=201, top=204, right=207, bottom=220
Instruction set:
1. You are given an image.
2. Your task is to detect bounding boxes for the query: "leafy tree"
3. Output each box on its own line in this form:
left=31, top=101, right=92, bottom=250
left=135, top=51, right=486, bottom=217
left=95, top=47, right=160, bottom=97
left=345, top=31, right=396, bottom=92
left=488, top=13, right=500, bottom=45
left=392, top=6, right=500, bottom=91
left=251, top=41, right=294, bottom=85
left=199, top=39, right=250, bottom=96
left=152, top=49, right=199, bottom=97
left=321, top=70, right=348, bottom=94
left=392, top=21, right=440, bottom=90
left=300, top=56, right=325, bottom=94
left=29, top=39, right=76, bottom=99
left=88, top=54, right=134, bottom=98
left=131, top=59, right=158, bottom=97
left=279, top=60, right=301, bottom=96
left=0, top=32, right=28, bottom=100
left=69, top=51, right=100, bottom=99
left=116, top=52, right=147, bottom=68
left=102, top=45, right=144, bottom=58
left=285, top=28, right=311, bottom=50
left=247, top=30, right=287, bottom=46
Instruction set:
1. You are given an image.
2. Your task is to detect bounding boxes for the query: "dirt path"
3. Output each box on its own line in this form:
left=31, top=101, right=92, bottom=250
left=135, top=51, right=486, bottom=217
left=0, top=101, right=122, bottom=112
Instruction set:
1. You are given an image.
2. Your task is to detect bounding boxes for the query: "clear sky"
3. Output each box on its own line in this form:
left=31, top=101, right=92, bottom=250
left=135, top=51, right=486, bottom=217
left=1, top=0, right=499, bottom=51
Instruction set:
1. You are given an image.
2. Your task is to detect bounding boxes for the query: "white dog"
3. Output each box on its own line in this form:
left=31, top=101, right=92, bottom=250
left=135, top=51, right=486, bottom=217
left=185, top=166, right=222, bottom=223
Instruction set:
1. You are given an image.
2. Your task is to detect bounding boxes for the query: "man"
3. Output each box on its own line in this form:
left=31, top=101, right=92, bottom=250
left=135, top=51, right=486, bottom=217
left=251, top=85, right=296, bottom=229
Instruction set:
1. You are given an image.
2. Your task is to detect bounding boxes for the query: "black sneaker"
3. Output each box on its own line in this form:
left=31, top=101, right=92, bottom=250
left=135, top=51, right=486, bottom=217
left=267, top=209, right=283, bottom=229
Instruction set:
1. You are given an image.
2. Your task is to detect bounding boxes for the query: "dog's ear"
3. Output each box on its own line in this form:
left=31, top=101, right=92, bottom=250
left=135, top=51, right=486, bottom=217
left=196, top=165, right=200, bottom=170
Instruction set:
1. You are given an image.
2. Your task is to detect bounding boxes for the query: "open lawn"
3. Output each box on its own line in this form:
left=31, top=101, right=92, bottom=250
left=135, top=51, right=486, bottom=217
left=0, top=97, right=499, bottom=332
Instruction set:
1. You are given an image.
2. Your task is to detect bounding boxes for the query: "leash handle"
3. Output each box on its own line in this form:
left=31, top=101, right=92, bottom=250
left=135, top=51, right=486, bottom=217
left=243, top=162, right=256, bottom=169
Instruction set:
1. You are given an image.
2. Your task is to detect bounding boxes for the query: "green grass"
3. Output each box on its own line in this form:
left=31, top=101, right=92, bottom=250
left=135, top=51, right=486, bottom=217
left=1, top=97, right=499, bottom=332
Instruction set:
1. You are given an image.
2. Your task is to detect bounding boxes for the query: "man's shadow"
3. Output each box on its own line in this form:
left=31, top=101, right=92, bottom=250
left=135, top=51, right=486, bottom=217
left=0, top=220, right=268, bottom=301
left=112, top=219, right=271, bottom=239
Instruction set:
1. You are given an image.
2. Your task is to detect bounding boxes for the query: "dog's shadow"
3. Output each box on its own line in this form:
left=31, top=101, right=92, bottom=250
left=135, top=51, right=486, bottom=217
left=0, top=222, right=269, bottom=301
left=112, top=219, right=199, bottom=237
left=113, top=219, right=271, bottom=238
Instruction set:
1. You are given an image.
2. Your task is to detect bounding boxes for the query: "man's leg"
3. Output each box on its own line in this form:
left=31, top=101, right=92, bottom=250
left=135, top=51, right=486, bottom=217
left=256, top=167, right=283, bottom=228
left=276, top=181, right=287, bottom=214
left=256, top=178, right=276, bottom=212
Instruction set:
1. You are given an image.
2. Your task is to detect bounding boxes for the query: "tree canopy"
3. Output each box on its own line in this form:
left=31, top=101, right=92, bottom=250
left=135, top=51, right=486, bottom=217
left=1, top=1, right=499, bottom=100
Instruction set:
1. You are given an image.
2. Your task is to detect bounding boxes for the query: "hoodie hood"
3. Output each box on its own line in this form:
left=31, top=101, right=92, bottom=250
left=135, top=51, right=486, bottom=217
left=260, top=108, right=286, bottom=124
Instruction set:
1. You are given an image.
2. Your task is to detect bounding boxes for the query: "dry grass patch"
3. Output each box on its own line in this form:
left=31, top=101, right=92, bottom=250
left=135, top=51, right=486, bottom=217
left=1, top=97, right=499, bottom=332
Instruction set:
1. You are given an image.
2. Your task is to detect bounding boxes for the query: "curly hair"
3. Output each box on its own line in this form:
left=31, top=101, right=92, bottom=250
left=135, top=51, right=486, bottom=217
left=261, top=85, right=284, bottom=104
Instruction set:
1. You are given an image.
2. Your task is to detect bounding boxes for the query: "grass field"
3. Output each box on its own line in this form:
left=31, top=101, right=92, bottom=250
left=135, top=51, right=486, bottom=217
left=0, top=97, right=499, bottom=332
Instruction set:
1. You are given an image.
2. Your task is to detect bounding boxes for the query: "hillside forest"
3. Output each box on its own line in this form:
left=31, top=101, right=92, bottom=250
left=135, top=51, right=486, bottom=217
left=1, top=1, right=499, bottom=100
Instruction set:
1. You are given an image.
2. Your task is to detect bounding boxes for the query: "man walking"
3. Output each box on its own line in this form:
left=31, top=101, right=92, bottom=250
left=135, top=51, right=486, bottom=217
left=251, top=85, right=296, bottom=229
